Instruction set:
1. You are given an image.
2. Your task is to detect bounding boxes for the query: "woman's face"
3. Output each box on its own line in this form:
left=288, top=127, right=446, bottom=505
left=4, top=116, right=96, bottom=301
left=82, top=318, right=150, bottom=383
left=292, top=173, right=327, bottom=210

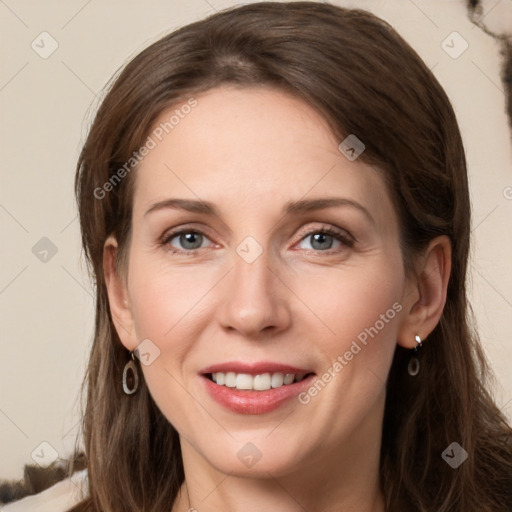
left=112, top=86, right=412, bottom=477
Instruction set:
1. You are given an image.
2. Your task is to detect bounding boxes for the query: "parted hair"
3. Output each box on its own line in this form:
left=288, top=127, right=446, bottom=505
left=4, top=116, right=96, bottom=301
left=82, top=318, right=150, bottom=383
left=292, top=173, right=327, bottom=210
left=4, top=2, right=511, bottom=511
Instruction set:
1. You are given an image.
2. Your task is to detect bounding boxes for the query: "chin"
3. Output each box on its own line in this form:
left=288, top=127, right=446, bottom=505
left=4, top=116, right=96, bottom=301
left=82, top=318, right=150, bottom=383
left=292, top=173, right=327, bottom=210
left=196, top=434, right=309, bottom=478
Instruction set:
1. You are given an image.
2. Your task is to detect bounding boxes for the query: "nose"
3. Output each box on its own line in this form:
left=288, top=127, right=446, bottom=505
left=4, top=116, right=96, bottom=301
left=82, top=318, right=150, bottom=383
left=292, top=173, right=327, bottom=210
left=216, top=248, right=292, bottom=338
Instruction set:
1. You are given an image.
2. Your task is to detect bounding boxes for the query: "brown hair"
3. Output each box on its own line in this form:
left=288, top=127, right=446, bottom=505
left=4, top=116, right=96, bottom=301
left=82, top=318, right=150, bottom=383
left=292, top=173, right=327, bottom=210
left=67, top=2, right=512, bottom=511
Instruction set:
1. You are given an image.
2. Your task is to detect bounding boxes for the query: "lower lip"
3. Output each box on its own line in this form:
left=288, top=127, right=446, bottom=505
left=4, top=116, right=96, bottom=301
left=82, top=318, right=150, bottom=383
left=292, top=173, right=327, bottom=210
left=201, top=374, right=316, bottom=414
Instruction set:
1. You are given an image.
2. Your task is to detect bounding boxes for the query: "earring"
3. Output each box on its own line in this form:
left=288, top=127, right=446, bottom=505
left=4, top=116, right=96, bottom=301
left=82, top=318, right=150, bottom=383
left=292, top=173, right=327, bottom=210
left=122, top=352, right=139, bottom=395
left=407, top=335, right=422, bottom=376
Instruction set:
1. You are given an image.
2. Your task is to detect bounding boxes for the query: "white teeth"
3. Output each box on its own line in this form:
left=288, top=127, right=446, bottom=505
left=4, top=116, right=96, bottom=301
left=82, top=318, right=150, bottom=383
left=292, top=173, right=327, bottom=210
left=271, top=372, right=284, bottom=388
left=254, top=373, right=271, bottom=391
left=210, top=371, right=309, bottom=390
left=283, top=373, right=295, bottom=385
left=225, top=372, right=236, bottom=387
left=235, top=373, right=253, bottom=390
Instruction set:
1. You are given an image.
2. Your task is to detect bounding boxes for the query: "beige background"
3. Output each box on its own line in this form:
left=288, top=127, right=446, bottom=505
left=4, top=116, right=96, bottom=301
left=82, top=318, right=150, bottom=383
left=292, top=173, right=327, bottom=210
left=1, top=0, right=511, bottom=480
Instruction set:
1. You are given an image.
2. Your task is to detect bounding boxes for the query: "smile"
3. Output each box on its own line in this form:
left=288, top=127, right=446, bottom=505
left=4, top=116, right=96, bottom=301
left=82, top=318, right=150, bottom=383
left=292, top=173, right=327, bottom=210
left=207, top=371, right=310, bottom=390
left=200, top=362, right=316, bottom=414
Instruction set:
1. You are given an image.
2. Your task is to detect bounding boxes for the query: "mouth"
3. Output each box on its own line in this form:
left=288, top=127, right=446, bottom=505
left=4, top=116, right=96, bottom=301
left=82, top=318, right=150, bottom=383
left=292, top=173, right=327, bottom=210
left=204, top=371, right=315, bottom=390
left=199, top=362, right=316, bottom=414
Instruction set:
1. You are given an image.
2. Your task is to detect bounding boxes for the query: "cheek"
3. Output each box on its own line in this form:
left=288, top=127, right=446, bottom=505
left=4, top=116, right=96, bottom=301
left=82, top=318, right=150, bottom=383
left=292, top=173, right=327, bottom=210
left=291, top=260, right=403, bottom=367
left=125, top=256, right=213, bottom=427
left=128, top=251, right=200, bottom=335
left=288, top=261, right=403, bottom=443
left=295, top=265, right=403, bottom=341
left=126, top=252, right=221, bottom=367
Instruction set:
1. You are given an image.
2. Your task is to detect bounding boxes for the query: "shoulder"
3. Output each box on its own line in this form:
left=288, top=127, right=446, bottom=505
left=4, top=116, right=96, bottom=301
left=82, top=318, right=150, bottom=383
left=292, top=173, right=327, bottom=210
left=1, top=469, right=88, bottom=512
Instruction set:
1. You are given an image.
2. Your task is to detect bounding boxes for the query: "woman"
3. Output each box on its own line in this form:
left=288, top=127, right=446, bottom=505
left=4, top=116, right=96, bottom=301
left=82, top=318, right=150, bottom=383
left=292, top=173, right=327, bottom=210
left=2, top=2, right=511, bottom=511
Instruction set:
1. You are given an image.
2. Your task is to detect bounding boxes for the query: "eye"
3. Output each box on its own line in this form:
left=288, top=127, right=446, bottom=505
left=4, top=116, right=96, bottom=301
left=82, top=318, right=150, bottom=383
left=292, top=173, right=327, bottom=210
left=163, top=229, right=214, bottom=252
left=161, top=226, right=352, bottom=254
left=296, top=227, right=353, bottom=252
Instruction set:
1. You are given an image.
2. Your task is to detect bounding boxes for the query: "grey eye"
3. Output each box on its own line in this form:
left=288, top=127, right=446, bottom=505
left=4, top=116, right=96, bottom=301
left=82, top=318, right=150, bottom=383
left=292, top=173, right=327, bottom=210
left=297, top=232, right=342, bottom=251
left=170, top=232, right=205, bottom=250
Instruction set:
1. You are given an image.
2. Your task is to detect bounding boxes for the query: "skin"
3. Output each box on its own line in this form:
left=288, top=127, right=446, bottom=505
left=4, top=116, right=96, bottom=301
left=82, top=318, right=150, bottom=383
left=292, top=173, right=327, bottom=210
left=104, top=86, right=451, bottom=512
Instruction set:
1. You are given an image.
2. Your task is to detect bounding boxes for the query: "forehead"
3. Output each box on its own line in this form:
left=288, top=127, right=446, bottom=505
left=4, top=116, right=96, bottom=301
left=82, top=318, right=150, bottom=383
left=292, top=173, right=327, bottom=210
left=132, top=86, right=396, bottom=228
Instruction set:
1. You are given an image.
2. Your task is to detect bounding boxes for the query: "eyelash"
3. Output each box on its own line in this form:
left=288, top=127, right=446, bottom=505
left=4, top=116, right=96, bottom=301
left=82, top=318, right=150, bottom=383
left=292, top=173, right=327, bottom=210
left=160, top=226, right=354, bottom=255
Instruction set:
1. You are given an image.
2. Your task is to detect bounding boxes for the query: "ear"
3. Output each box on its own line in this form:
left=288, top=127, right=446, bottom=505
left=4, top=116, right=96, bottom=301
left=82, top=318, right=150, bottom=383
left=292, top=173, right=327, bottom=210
left=103, top=235, right=138, bottom=351
left=397, top=235, right=452, bottom=349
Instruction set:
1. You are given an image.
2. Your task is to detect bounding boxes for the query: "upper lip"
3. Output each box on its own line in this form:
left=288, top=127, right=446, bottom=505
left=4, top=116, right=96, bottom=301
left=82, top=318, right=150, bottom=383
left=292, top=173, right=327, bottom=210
left=200, top=361, right=314, bottom=375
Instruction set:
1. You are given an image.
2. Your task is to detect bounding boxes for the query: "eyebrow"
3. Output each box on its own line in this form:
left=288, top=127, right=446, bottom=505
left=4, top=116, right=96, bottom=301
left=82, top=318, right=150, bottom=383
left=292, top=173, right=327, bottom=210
left=144, top=197, right=374, bottom=224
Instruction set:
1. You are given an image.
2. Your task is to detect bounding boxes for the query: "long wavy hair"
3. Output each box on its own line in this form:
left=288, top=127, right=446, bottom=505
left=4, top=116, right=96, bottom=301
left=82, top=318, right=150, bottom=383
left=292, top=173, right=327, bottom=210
left=65, top=2, right=512, bottom=511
